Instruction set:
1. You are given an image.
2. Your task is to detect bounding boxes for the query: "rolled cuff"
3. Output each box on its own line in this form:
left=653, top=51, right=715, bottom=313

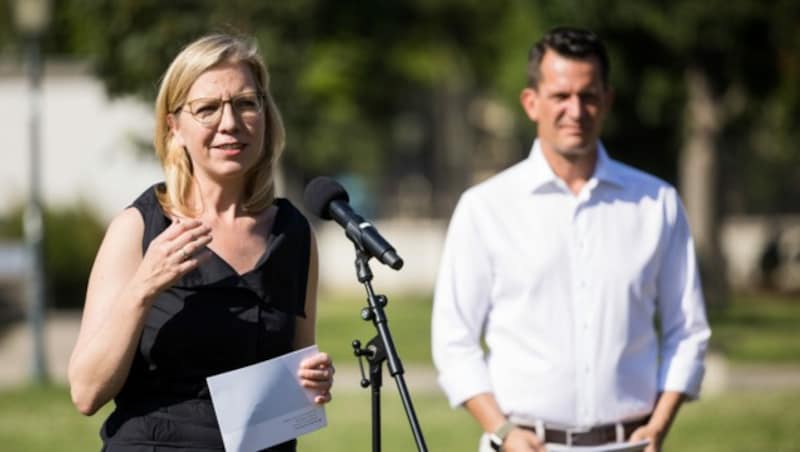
left=437, top=361, right=493, bottom=408
left=658, top=359, right=706, bottom=399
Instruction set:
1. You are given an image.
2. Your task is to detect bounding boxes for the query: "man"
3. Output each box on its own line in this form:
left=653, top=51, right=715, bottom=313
left=431, top=27, right=710, bottom=452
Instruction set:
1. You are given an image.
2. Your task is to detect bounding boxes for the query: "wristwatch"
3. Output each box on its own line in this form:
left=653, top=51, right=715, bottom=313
left=489, top=420, right=517, bottom=451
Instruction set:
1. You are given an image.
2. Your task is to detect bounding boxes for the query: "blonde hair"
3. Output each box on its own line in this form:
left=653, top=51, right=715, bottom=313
left=153, top=34, right=285, bottom=216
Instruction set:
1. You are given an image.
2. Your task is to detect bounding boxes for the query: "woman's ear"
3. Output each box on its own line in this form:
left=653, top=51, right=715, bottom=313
left=167, top=114, right=185, bottom=148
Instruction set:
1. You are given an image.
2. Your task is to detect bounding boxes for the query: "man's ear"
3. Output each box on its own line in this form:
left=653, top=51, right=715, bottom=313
left=604, top=86, right=615, bottom=114
left=520, top=88, right=539, bottom=123
left=167, top=114, right=185, bottom=148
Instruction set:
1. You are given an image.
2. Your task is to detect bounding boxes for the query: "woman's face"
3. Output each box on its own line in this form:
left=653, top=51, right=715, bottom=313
left=169, top=62, right=265, bottom=184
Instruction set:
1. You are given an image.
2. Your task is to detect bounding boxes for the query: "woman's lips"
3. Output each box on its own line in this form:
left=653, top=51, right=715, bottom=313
left=213, top=142, right=245, bottom=155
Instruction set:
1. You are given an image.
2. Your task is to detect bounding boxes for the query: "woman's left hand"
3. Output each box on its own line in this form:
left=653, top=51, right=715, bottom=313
left=298, top=352, right=334, bottom=405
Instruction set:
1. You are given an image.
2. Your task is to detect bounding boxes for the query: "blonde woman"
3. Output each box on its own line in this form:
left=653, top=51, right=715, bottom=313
left=68, top=34, right=334, bottom=451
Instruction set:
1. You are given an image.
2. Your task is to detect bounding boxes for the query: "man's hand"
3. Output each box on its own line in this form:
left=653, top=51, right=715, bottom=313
left=629, top=390, right=686, bottom=452
left=501, top=427, right=547, bottom=452
left=629, top=424, right=663, bottom=452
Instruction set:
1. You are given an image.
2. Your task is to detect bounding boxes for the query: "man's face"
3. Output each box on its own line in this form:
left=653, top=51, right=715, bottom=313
left=520, top=49, right=612, bottom=160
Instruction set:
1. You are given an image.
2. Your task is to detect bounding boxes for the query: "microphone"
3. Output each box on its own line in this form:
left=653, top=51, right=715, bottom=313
left=304, top=177, right=403, bottom=270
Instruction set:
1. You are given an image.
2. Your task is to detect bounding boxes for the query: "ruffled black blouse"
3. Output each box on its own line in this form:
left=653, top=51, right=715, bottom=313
left=100, top=185, right=310, bottom=452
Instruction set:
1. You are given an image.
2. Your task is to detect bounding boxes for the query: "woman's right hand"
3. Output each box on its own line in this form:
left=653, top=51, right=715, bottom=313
left=132, top=219, right=213, bottom=301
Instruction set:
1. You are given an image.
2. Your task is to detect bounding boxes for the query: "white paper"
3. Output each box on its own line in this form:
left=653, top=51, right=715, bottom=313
left=207, top=345, right=327, bottom=452
left=546, top=439, right=649, bottom=451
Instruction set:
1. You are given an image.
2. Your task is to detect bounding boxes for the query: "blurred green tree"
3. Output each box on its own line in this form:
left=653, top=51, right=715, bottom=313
left=536, top=0, right=800, bottom=304
left=0, top=0, right=800, bottom=214
left=2, top=0, right=798, bottom=304
left=3, top=0, right=798, bottom=216
left=34, top=0, right=523, bottom=212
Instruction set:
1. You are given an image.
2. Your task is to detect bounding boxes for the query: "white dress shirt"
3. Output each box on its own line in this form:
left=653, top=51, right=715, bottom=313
left=432, top=140, right=710, bottom=428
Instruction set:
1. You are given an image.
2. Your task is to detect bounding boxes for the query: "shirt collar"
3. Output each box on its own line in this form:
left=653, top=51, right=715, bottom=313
left=525, top=140, right=625, bottom=193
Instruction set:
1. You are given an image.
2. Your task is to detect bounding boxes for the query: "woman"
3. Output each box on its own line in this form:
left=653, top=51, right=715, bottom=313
left=68, top=34, right=334, bottom=451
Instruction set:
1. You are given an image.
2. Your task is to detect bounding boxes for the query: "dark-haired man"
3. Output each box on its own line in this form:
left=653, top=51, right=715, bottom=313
left=432, top=27, right=710, bottom=452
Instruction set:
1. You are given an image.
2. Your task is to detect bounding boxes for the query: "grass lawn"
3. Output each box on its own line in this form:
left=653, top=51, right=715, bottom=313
left=667, top=389, right=800, bottom=451
left=707, top=293, right=800, bottom=364
left=0, top=384, right=798, bottom=451
left=0, top=384, right=113, bottom=452
left=1, top=292, right=795, bottom=450
left=318, top=291, right=800, bottom=367
left=315, top=292, right=434, bottom=368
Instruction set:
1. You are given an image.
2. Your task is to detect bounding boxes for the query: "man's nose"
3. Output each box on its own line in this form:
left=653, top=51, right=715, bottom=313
left=565, top=95, right=584, bottom=118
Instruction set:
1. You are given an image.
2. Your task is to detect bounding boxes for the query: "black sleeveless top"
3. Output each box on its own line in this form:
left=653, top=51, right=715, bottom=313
left=101, top=185, right=310, bottom=451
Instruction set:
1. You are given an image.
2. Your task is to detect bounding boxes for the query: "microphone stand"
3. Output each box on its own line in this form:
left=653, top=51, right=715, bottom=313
left=349, top=248, right=428, bottom=452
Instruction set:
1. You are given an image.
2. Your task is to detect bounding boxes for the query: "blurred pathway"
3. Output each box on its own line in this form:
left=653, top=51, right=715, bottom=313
left=0, top=312, right=798, bottom=396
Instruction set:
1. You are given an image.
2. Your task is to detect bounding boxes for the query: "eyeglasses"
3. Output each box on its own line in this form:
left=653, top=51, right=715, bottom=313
left=174, top=91, right=265, bottom=127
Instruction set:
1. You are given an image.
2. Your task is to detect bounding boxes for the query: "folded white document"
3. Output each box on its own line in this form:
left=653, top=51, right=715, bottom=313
left=546, top=439, right=649, bottom=451
left=207, top=345, right=327, bottom=452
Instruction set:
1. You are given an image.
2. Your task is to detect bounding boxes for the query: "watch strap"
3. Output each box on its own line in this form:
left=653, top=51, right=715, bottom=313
left=489, top=420, right=517, bottom=451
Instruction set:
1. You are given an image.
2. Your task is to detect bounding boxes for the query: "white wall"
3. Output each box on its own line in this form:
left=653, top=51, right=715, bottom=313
left=0, top=63, right=163, bottom=221
left=315, top=219, right=446, bottom=295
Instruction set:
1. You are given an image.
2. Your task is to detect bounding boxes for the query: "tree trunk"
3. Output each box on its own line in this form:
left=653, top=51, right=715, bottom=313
left=432, top=77, right=472, bottom=217
left=680, top=67, right=729, bottom=307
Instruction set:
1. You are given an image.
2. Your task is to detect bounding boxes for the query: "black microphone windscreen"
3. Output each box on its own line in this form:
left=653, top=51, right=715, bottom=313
left=303, top=177, right=350, bottom=220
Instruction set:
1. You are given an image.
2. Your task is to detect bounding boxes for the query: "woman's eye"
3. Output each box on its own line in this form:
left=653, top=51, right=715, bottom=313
left=195, top=104, right=219, bottom=116
left=236, top=98, right=259, bottom=111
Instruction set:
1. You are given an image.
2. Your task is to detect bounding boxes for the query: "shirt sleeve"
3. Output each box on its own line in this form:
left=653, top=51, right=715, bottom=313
left=656, top=188, right=712, bottom=399
left=432, top=191, right=495, bottom=407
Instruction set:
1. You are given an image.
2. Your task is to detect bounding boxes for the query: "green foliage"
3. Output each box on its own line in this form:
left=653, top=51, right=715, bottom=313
left=542, top=0, right=800, bottom=212
left=42, top=203, right=105, bottom=309
left=0, top=1, right=16, bottom=54
left=0, top=208, right=23, bottom=239
left=31, top=1, right=521, bottom=190
left=0, top=203, right=105, bottom=309
left=2, top=1, right=798, bottom=213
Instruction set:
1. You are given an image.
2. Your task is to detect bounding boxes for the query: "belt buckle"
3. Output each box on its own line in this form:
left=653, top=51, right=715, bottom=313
left=564, top=425, right=592, bottom=447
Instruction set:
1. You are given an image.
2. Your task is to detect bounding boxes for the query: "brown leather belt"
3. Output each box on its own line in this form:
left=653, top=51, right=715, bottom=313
left=520, top=417, right=649, bottom=446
